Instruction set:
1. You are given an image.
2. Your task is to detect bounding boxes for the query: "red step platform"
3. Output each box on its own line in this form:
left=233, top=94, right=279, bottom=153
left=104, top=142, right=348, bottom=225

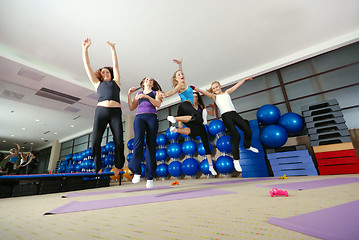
left=313, top=142, right=359, bottom=175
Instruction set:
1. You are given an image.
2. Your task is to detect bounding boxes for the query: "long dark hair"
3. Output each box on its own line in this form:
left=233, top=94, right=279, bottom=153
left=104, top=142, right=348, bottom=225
left=194, top=91, right=205, bottom=110
left=139, top=77, right=162, bottom=91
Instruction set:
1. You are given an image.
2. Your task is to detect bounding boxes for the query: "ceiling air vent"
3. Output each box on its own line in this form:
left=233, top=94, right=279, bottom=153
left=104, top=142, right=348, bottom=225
left=64, top=106, right=80, bottom=113
left=35, top=87, right=80, bottom=104
left=1, top=90, right=24, bottom=100
left=18, top=67, right=45, bottom=81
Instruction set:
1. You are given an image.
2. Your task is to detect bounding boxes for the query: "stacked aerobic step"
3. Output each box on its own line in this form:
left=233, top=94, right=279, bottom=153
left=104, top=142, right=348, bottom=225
left=237, top=119, right=269, bottom=178
left=301, top=99, right=351, bottom=146
left=301, top=99, right=358, bottom=175
left=313, top=142, right=359, bottom=175
left=266, top=145, right=318, bottom=177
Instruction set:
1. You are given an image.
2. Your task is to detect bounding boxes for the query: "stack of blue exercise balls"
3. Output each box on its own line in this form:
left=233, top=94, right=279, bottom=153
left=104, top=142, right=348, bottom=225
left=209, top=119, right=235, bottom=175
left=165, top=127, right=182, bottom=178
left=155, top=133, right=169, bottom=178
left=257, top=104, right=303, bottom=148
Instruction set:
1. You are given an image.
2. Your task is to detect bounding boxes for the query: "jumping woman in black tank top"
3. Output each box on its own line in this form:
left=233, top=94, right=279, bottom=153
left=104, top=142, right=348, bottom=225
left=82, top=38, right=125, bottom=176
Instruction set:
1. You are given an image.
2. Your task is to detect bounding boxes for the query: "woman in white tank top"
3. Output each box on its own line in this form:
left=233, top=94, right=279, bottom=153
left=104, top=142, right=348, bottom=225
left=194, top=78, right=259, bottom=172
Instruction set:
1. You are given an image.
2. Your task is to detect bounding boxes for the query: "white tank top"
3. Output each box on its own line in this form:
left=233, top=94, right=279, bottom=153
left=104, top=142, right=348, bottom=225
left=215, top=92, right=236, bottom=115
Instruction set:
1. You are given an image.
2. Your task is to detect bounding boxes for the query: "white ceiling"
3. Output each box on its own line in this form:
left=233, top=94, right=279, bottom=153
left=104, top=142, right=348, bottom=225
left=0, top=0, right=359, bottom=152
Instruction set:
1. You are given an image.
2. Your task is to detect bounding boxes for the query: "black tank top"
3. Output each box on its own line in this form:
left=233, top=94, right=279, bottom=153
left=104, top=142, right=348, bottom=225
left=97, top=80, right=121, bottom=103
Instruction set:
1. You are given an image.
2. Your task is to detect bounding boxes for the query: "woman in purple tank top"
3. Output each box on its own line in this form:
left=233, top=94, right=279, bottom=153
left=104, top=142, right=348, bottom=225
left=128, top=77, right=163, bottom=189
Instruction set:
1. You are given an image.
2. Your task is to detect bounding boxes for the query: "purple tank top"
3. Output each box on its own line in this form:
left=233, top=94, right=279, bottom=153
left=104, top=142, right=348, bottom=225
left=136, top=91, right=157, bottom=114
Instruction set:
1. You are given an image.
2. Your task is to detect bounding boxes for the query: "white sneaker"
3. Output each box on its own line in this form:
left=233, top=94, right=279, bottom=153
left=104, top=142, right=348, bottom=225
left=167, top=116, right=176, bottom=123
left=132, top=174, right=141, bottom=184
left=209, top=165, right=217, bottom=175
left=170, top=126, right=177, bottom=133
left=247, top=146, right=259, bottom=153
left=233, top=160, right=242, bottom=172
left=146, top=180, right=154, bottom=189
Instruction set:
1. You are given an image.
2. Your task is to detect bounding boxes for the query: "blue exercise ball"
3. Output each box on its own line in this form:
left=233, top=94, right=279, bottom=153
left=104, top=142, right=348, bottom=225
left=182, top=140, right=197, bottom=156
left=216, top=135, right=232, bottom=153
left=75, top=163, right=82, bottom=173
left=104, top=154, right=115, bottom=166
left=58, top=164, right=66, bottom=173
left=127, top=152, right=133, bottom=162
left=141, top=163, right=146, bottom=178
left=106, top=141, right=115, bottom=153
left=77, top=152, right=84, bottom=162
left=101, top=146, right=108, bottom=155
left=257, top=104, right=281, bottom=125
left=156, top=148, right=168, bottom=161
left=182, top=158, right=199, bottom=176
left=197, top=142, right=213, bottom=156
left=65, top=154, right=73, bottom=161
left=260, top=124, right=288, bottom=148
left=127, top=138, right=134, bottom=151
left=200, top=159, right=215, bottom=175
left=167, top=142, right=182, bottom=159
left=166, top=127, right=179, bottom=141
left=208, top=119, right=225, bottom=136
left=215, top=156, right=234, bottom=175
left=156, top=163, right=168, bottom=177
left=156, top=134, right=167, bottom=146
left=168, top=161, right=182, bottom=177
left=71, top=154, right=78, bottom=163
left=278, top=112, right=304, bottom=135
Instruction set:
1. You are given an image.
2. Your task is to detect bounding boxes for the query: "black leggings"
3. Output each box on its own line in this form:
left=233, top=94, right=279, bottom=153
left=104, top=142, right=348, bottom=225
left=177, top=101, right=212, bottom=155
left=92, top=106, right=125, bottom=173
left=222, top=111, right=253, bottom=160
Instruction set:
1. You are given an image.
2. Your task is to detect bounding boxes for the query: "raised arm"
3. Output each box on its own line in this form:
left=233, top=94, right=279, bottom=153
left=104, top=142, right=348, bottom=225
left=173, top=58, right=183, bottom=71
left=82, top=38, right=100, bottom=88
left=14, top=143, right=20, bottom=155
left=206, top=103, right=215, bottom=116
left=164, top=84, right=183, bottom=98
left=127, top=87, right=139, bottom=111
left=106, top=41, right=120, bottom=85
left=226, top=77, right=252, bottom=95
left=194, top=87, right=216, bottom=101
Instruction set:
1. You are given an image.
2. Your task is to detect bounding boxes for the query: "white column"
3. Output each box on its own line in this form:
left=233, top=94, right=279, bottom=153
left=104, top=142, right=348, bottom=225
left=48, top=140, right=61, bottom=172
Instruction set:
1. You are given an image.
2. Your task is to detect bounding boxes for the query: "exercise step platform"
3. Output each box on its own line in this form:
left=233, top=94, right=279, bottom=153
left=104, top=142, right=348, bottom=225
left=314, top=148, right=359, bottom=175
left=304, top=111, right=343, bottom=123
left=302, top=104, right=341, bottom=117
left=318, top=164, right=359, bottom=175
left=310, top=136, right=351, bottom=146
left=301, top=99, right=339, bottom=112
left=265, top=144, right=306, bottom=154
left=267, top=150, right=318, bottom=177
left=305, top=117, right=346, bottom=129
left=309, top=129, right=350, bottom=141
left=307, top=123, right=348, bottom=135
left=312, top=142, right=355, bottom=153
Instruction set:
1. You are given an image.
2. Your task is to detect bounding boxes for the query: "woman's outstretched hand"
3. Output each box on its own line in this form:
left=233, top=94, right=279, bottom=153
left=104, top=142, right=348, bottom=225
left=83, top=38, right=91, bottom=50
left=173, top=58, right=183, bottom=65
left=106, top=41, right=116, bottom=49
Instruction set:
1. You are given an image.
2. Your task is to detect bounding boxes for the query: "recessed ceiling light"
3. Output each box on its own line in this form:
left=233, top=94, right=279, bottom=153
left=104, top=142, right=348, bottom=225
left=2, top=140, right=6, bottom=143
left=30, top=143, right=34, bottom=145
left=70, top=125, right=74, bottom=128
left=54, top=132, right=58, bottom=135
left=41, top=138, right=45, bottom=140
left=22, top=128, right=26, bottom=131
left=35, top=119, right=40, bottom=122
left=11, top=134, right=15, bottom=137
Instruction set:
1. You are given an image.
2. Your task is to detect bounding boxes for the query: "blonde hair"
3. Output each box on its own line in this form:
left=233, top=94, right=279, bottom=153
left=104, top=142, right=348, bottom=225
left=9, top=148, right=16, bottom=154
left=171, top=70, right=182, bottom=88
left=207, top=81, right=221, bottom=93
